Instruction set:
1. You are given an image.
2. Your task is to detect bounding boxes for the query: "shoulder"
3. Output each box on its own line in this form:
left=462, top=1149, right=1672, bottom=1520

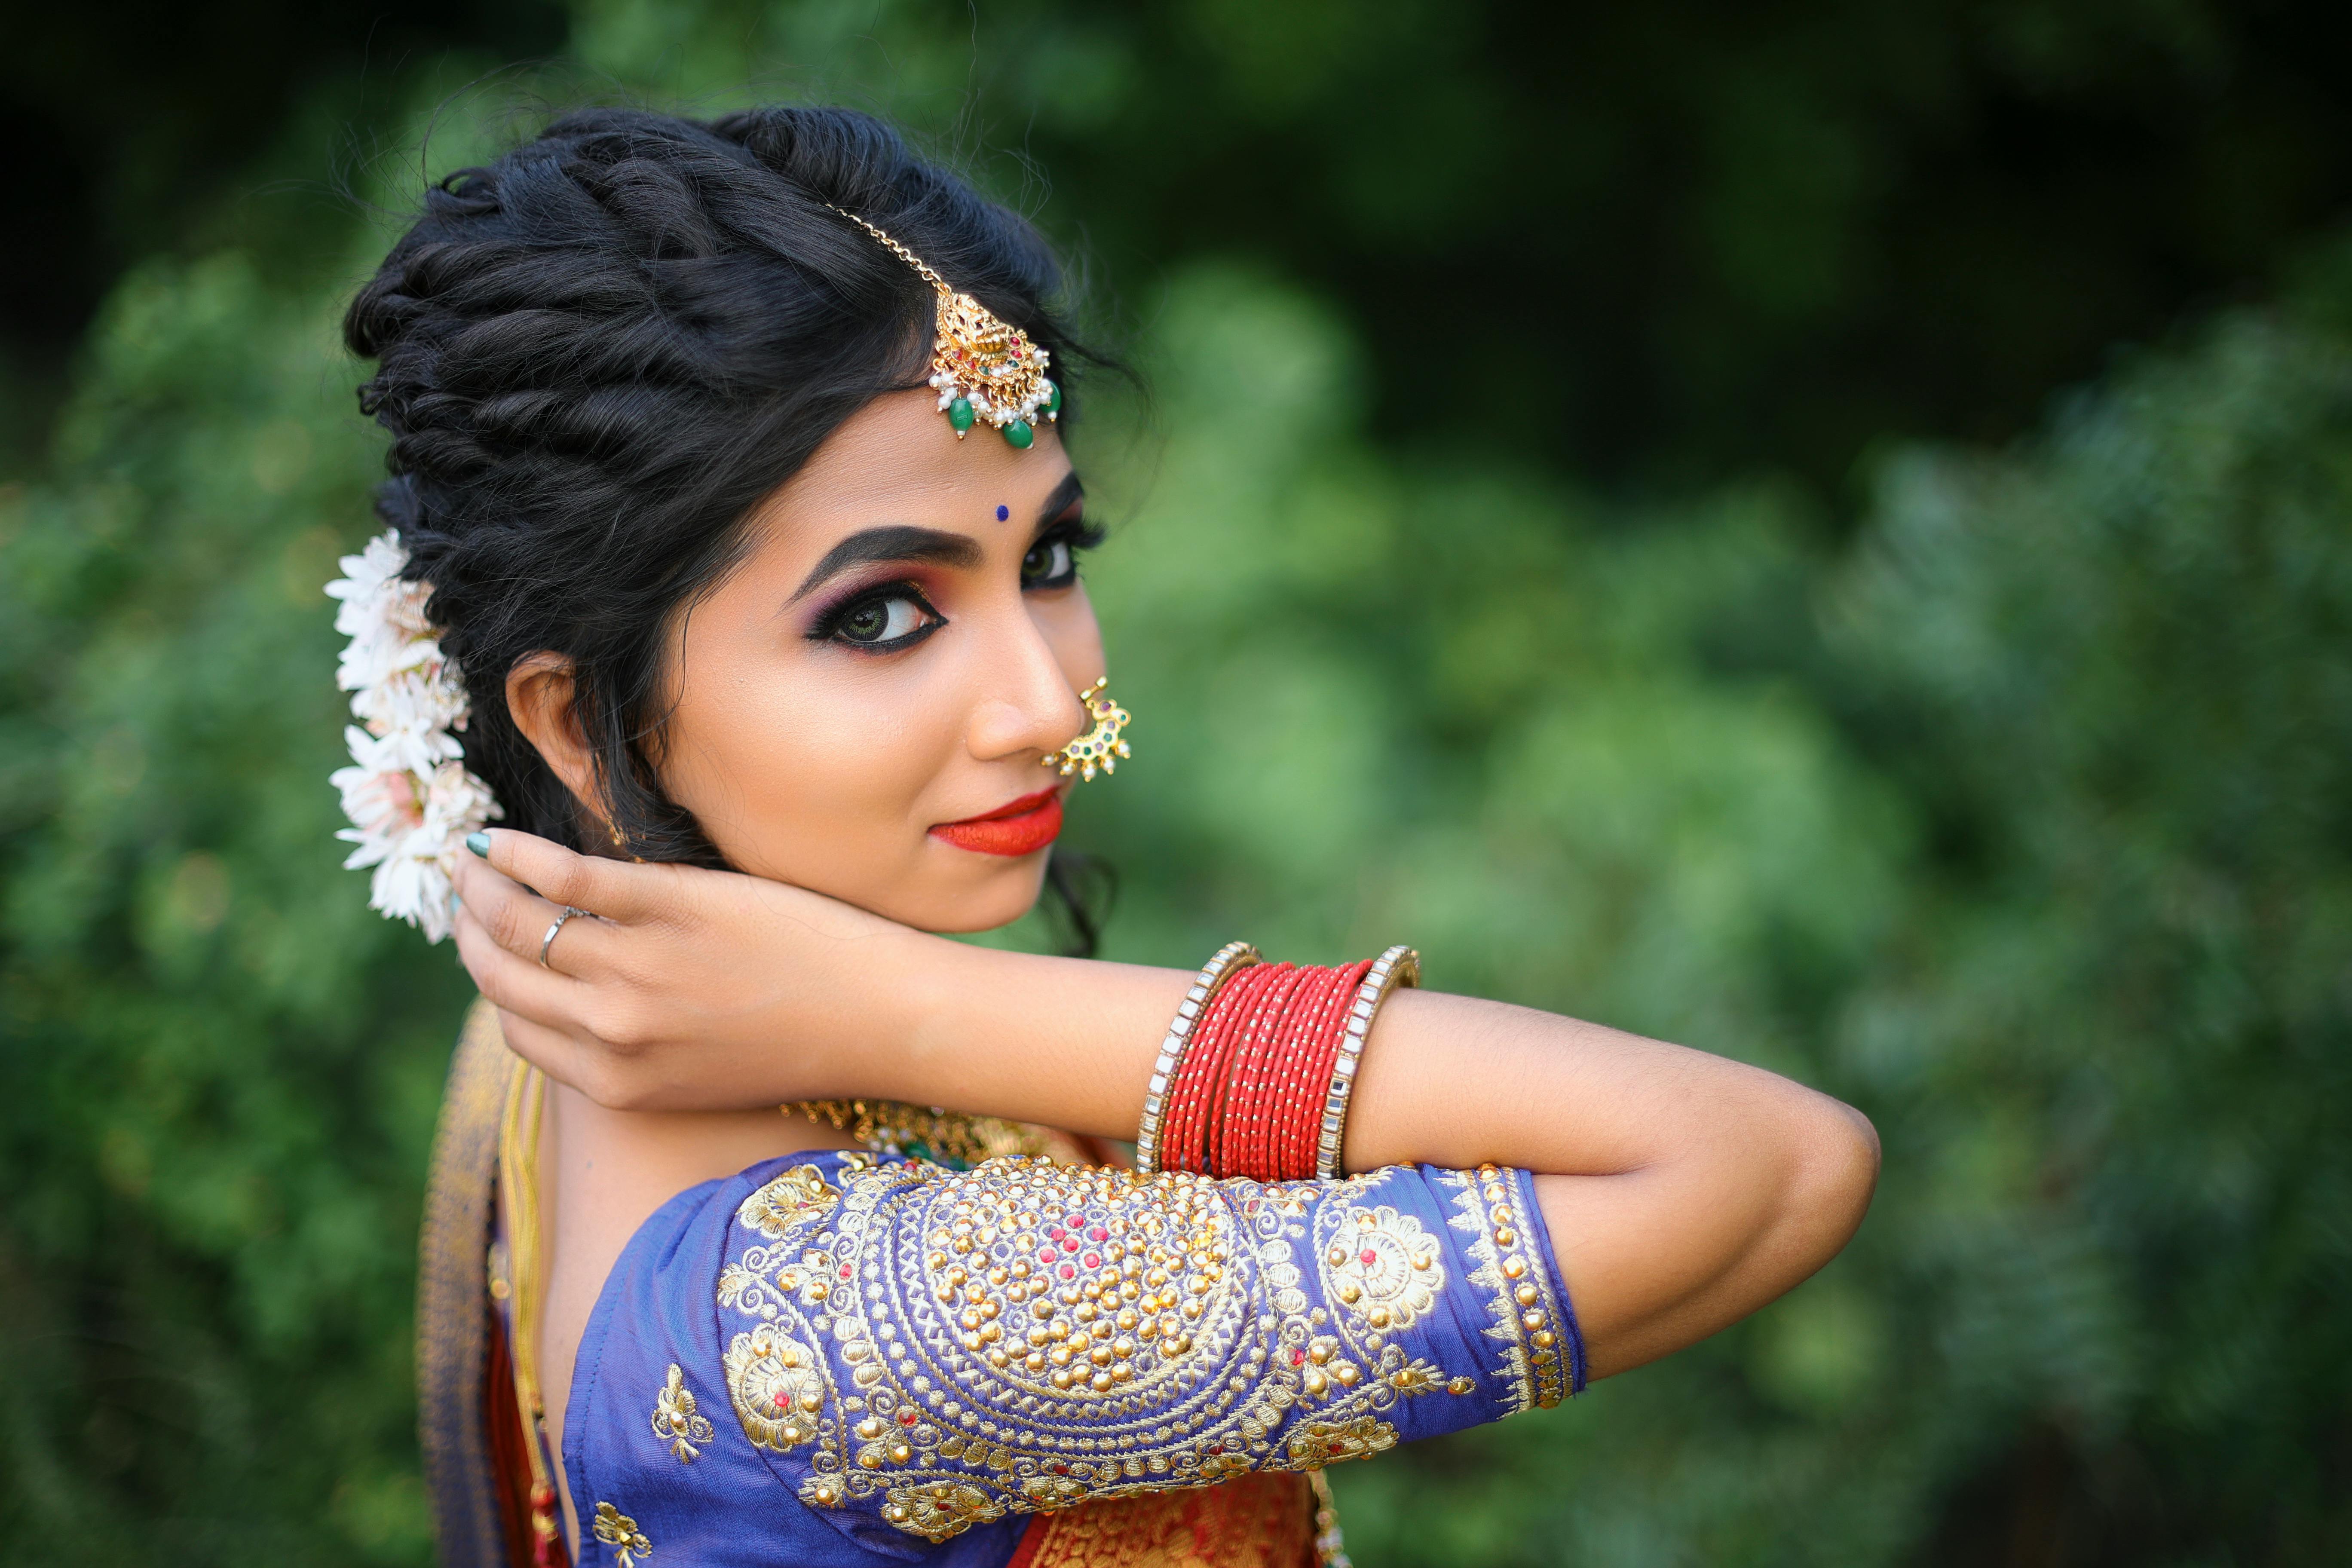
left=564, top=1151, right=1028, bottom=1565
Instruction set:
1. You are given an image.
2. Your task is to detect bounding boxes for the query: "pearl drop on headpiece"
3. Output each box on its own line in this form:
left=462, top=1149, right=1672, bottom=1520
left=829, top=207, right=1060, bottom=450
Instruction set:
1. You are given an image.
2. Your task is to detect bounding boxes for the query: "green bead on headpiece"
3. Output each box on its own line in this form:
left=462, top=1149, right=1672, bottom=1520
left=830, top=207, right=1060, bottom=450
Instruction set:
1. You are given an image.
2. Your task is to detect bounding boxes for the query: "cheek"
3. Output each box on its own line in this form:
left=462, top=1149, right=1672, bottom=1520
left=659, top=643, right=960, bottom=877
left=1034, top=582, right=1105, bottom=668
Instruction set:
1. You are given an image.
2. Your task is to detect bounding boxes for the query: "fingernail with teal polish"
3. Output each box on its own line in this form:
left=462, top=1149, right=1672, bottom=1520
left=466, top=832, right=491, bottom=859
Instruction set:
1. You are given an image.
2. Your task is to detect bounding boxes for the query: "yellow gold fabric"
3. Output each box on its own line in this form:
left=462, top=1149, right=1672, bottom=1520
left=1011, top=1473, right=1317, bottom=1568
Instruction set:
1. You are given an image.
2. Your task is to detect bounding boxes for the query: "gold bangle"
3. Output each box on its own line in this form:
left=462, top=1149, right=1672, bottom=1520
left=1314, top=944, right=1420, bottom=1179
left=1133, top=940, right=1262, bottom=1173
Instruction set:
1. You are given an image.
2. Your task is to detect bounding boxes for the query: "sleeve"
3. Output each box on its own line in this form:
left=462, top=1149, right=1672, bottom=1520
left=703, top=1150, right=1583, bottom=1549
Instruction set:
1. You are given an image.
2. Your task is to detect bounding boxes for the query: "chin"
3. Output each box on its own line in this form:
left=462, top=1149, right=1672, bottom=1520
left=830, top=846, right=1050, bottom=936
left=915, top=856, right=1053, bottom=935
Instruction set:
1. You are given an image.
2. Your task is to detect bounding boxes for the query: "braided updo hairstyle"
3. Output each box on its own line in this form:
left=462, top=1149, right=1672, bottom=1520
left=346, top=106, right=1107, bottom=939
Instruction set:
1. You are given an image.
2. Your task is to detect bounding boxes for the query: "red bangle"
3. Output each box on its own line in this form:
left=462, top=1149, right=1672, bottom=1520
left=1215, top=962, right=1299, bottom=1178
left=1166, top=960, right=1280, bottom=1175
left=1233, top=965, right=1312, bottom=1179
left=1280, top=961, right=1371, bottom=1178
left=1152, top=947, right=1418, bottom=1181
left=1213, top=971, right=1263, bottom=1179
left=1257, top=965, right=1347, bottom=1179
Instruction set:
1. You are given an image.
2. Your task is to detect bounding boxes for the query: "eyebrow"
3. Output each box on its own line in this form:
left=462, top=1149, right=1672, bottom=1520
left=1033, top=470, right=1085, bottom=528
left=789, top=525, right=985, bottom=602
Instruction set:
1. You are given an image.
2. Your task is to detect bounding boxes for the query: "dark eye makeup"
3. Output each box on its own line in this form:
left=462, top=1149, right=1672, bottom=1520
left=808, top=581, right=946, bottom=652
left=805, top=506, right=1099, bottom=653
left=1022, top=516, right=1104, bottom=591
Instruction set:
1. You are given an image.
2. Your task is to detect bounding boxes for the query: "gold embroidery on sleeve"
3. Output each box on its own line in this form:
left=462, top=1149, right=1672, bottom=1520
left=1443, top=1164, right=1570, bottom=1411
left=736, top=1164, right=841, bottom=1240
left=724, top=1323, right=827, bottom=1450
left=1285, top=1414, right=1398, bottom=1467
left=1321, top=1206, right=1443, bottom=1332
left=717, top=1158, right=1467, bottom=1543
left=591, top=1502, right=652, bottom=1566
left=650, top=1363, right=716, bottom=1463
left=884, top=1480, right=1006, bottom=1538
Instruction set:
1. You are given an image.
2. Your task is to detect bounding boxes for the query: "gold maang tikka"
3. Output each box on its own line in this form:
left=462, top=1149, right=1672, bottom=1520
left=1043, top=677, right=1131, bottom=781
left=830, top=208, right=1061, bottom=449
left=833, top=210, right=1121, bottom=781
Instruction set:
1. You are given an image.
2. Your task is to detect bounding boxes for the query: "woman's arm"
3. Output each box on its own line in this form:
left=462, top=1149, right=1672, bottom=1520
left=453, top=832, right=1879, bottom=1378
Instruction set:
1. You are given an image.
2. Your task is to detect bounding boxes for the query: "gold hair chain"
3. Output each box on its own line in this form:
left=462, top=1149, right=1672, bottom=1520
left=828, top=205, right=1060, bottom=447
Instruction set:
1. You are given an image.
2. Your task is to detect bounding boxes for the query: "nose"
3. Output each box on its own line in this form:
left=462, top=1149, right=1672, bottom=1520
left=965, top=614, right=1092, bottom=764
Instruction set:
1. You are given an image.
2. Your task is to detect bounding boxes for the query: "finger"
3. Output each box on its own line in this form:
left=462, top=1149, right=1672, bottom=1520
left=452, top=853, right=563, bottom=960
left=453, top=900, right=603, bottom=1026
left=493, top=1004, right=604, bottom=1093
left=475, top=829, right=676, bottom=926
left=453, top=854, right=624, bottom=977
left=454, top=898, right=658, bottom=1060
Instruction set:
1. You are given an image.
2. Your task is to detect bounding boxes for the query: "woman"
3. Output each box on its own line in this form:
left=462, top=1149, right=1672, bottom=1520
left=338, top=106, right=1878, bottom=1568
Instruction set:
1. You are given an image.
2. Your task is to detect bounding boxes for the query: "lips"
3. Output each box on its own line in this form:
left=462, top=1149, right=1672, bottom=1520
left=930, top=787, right=1064, bottom=858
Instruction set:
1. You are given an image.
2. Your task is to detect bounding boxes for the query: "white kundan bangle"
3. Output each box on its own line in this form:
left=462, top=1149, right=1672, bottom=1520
left=1133, top=940, right=1262, bottom=1174
left=1313, top=945, right=1421, bottom=1179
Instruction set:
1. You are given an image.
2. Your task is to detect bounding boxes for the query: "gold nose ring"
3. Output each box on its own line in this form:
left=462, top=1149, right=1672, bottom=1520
left=1042, top=678, right=1132, bottom=781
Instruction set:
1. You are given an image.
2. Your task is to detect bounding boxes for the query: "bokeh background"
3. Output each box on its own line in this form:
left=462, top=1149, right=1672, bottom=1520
left=4, top=3, right=2350, bottom=1563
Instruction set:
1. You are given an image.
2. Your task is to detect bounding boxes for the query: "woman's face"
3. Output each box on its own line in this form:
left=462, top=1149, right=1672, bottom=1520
left=651, top=387, right=1102, bottom=933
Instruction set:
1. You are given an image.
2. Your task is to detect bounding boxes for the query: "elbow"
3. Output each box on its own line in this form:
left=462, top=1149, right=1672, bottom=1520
left=1782, top=1093, right=1880, bottom=1266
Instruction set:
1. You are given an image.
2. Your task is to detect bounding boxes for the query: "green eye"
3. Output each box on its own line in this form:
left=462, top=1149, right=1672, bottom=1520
left=827, top=591, right=938, bottom=648
left=1023, top=538, right=1074, bottom=586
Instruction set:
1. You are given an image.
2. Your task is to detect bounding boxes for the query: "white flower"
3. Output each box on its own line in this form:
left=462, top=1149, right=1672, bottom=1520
left=332, top=735, right=421, bottom=857
left=353, top=668, right=469, bottom=774
left=325, top=530, right=503, bottom=943
left=324, top=533, right=405, bottom=621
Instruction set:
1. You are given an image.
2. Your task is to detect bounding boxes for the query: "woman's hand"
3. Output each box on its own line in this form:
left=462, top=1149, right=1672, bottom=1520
left=451, top=829, right=941, bottom=1110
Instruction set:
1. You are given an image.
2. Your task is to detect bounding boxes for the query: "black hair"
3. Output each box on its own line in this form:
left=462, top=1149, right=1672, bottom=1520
left=345, top=104, right=1111, bottom=952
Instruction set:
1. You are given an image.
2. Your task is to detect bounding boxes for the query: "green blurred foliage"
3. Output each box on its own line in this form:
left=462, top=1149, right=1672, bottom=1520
left=11, top=0, right=2352, bottom=491
left=2, top=8, right=2349, bottom=1568
left=0, top=246, right=466, bottom=1565
left=552, top=0, right=2352, bottom=491
left=1083, top=257, right=2352, bottom=1564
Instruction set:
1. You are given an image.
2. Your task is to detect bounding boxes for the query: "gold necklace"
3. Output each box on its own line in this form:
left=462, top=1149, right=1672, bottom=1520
left=782, top=1099, right=1050, bottom=1168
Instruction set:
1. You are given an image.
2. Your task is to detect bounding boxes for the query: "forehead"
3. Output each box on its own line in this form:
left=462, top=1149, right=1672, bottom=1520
left=752, top=386, right=1072, bottom=547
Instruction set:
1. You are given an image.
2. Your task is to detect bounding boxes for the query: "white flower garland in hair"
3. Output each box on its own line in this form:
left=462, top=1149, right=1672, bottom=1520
left=325, top=531, right=501, bottom=943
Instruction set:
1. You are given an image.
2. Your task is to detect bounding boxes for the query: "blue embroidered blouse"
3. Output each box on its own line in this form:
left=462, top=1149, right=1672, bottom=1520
left=560, top=1151, right=1583, bottom=1566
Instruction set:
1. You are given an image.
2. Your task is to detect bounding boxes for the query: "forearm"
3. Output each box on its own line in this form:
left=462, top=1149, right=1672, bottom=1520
left=458, top=828, right=1828, bottom=1184
left=868, top=943, right=1877, bottom=1375
left=813, top=940, right=1798, bottom=1182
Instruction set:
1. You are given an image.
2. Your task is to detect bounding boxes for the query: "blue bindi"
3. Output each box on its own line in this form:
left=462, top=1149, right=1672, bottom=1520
left=995, top=504, right=1010, bottom=521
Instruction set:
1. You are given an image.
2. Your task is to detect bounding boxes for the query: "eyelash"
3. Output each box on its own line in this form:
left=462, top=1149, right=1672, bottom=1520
left=808, top=581, right=946, bottom=653
left=807, top=516, right=1101, bottom=652
left=1024, top=518, right=1105, bottom=589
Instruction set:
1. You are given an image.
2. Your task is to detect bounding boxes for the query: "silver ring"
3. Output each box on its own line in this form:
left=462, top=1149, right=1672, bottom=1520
left=539, top=906, right=591, bottom=968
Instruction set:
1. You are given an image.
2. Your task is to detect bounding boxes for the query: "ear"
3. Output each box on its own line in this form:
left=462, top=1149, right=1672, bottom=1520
left=505, top=652, right=604, bottom=816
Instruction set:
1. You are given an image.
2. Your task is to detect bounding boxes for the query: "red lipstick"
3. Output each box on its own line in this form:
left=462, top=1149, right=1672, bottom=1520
left=930, top=786, right=1064, bottom=857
